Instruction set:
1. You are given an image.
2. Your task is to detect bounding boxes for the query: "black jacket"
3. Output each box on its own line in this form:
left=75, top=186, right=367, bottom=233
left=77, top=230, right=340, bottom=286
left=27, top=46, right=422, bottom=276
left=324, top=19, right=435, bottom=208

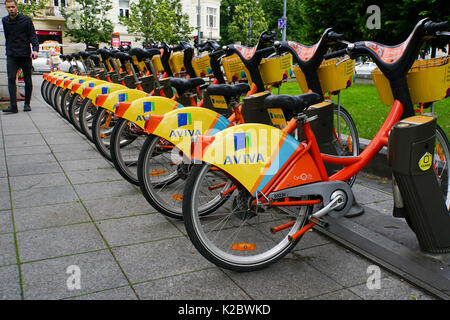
left=2, top=14, right=39, bottom=57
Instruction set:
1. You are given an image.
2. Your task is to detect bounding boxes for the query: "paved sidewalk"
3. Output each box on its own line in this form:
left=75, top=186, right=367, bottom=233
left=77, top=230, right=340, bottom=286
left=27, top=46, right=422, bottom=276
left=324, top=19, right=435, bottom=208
left=0, top=76, right=436, bottom=300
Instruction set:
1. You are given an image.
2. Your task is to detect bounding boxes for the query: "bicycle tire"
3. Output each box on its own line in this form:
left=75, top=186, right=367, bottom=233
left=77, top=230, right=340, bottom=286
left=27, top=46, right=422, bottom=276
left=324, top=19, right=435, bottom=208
left=68, top=93, right=84, bottom=133
left=53, top=87, right=64, bottom=116
left=59, top=89, right=72, bottom=121
left=182, top=163, right=312, bottom=271
left=46, top=83, right=57, bottom=110
left=91, top=107, right=114, bottom=161
left=138, top=136, right=232, bottom=219
left=110, top=118, right=144, bottom=185
left=78, top=98, right=96, bottom=142
left=333, top=105, right=360, bottom=186
left=40, top=79, right=50, bottom=104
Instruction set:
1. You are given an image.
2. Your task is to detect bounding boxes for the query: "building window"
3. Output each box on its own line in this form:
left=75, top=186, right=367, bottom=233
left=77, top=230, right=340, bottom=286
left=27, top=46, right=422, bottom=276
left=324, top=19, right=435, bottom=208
left=206, top=7, right=217, bottom=28
left=119, top=0, right=130, bottom=18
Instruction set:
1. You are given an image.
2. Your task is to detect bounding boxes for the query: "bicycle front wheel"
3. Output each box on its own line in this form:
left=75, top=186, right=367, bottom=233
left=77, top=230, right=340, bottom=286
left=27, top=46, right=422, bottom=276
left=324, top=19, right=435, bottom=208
left=183, top=163, right=312, bottom=272
left=110, top=118, right=145, bottom=185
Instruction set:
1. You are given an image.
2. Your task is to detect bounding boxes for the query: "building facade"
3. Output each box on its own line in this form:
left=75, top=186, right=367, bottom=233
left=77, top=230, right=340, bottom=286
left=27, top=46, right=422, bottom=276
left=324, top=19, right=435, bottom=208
left=27, top=0, right=221, bottom=53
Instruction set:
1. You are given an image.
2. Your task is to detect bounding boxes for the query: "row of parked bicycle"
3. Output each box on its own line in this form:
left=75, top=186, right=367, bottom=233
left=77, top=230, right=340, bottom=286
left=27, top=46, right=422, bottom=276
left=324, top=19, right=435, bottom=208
left=41, top=18, right=450, bottom=272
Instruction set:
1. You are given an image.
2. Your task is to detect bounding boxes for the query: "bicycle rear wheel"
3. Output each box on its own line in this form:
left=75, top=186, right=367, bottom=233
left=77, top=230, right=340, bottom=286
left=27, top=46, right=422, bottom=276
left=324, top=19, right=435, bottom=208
left=182, top=163, right=312, bottom=272
left=333, top=105, right=360, bottom=186
left=68, top=93, right=84, bottom=133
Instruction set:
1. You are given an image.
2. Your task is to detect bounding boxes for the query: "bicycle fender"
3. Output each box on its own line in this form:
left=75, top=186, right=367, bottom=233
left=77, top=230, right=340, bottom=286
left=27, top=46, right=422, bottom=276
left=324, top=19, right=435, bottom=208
left=96, top=89, right=148, bottom=113
left=64, top=76, right=91, bottom=90
left=62, top=76, right=91, bottom=89
left=83, top=83, right=127, bottom=101
left=50, top=72, right=70, bottom=84
left=74, top=79, right=110, bottom=97
left=144, top=107, right=231, bottom=158
left=56, top=74, right=84, bottom=88
left=114, top=96, right=181, bottom=129
left=194, top=123, right=304, bottom=196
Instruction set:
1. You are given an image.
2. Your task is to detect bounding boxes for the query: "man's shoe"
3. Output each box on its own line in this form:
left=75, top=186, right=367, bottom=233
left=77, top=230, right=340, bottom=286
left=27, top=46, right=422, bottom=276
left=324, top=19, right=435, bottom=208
left=23, top=105, right=31, bottom=112
left=2, top=106, right=18, bottom=113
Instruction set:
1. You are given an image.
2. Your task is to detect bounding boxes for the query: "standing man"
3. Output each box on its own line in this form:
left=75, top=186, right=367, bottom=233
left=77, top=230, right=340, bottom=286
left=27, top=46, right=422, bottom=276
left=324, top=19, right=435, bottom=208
left=2, top=0, right=39, bottom=113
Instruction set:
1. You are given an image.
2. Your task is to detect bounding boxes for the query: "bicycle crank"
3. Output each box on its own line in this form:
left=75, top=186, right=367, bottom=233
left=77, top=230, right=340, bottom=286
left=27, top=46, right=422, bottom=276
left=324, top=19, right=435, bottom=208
left=269, top=180, right=354, bottom=218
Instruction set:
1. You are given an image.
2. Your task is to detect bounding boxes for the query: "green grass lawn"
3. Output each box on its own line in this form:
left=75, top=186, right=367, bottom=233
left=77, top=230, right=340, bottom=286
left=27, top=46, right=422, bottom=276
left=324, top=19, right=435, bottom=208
left=274, top=80, right=450, bottom=140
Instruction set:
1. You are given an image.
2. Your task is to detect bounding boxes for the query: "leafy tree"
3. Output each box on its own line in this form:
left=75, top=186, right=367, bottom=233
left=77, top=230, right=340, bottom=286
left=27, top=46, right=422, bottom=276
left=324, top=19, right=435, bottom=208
left=218, top=0, right=240, bottom=46
left=17, top=0, right=47, bottom=17
left=227, top=0, right=268, bottom=46
left=62, top=0, right=114, bottom=48
left=259, top=0, right=304, bottom=42
left=119, top=0, right=193, bottom=45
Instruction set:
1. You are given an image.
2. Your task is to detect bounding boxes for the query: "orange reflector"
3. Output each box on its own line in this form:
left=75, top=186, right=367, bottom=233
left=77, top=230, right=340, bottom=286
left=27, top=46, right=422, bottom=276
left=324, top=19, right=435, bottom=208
left=149, top=170, right=166, bottom=176
left=347, top=136, right=353, bottom=154
left=436, top=144, right=444, bottom=162
left=232, top=243, right=256, bottom=251
left=172, top=194, right=183, bottom=201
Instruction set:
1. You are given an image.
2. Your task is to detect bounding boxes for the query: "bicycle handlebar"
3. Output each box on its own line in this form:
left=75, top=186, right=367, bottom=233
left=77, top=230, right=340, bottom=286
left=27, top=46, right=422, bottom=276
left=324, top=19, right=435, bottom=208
left=424, top=21, right=449, bottom=33
left=323, top=48, right=348, bottom=60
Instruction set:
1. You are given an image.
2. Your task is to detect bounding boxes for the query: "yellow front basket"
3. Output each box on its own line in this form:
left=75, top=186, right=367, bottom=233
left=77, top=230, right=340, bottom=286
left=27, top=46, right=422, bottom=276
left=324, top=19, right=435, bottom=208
left=293, top=57, right=355, bottom=94
left=372, top=56, right=450, bottom=105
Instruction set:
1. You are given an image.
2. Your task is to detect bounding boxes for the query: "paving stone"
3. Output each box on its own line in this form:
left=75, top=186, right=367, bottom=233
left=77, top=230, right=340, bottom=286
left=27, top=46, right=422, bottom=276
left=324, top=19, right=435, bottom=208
left=310, top=288, right=363, bottom=300
left=13, top=202, right=89, bottom=231
left=0, top=177, right=9, bottom=192
left=0, top=233, right=18, bottom=266
left=69, top=286, right=138, bottom=300
left=223, top=256, right=343, bottom=299
left=7, top=161, right=62, bottom=177
left=21, top=250, right=129, bottom=300
left=11, top=185, right=78, bottom=209
left=6, top=153, right=56, bottom=165
left=112, top=237, right=214, bottom=283
left=65, top=167, right=123, bottom=185
left=4, top=145, right=50, bottom=156
left=17, top=223, right=106, bottom=262
left=0, top=210, right=13, bottom=234
left=0, top=191, right=11, bottom=210
left=0, top=265, right=22, bottom=299
left=348, top=276, right=434, bottom=300
left=294, top=242, right=379, bottom=288
left=83, top=194, right=157, bottom=220
left=97, top=214, right=182, bottom=247
left=9, top=172, right=69, bottom=191
left=134, top=269, right=250, bottom=300
left=53, top=150, right=106, bottom=161
left=74, top=180, right=139, bottom=201
left=59, top=158, right=112, bottom=172
left=4, top=134, right=47, bottom=148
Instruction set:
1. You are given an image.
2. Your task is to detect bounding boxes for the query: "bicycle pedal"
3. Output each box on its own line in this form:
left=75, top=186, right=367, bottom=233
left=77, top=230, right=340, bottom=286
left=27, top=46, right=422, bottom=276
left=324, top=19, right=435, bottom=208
left=309, top=216, right=329, bottom=229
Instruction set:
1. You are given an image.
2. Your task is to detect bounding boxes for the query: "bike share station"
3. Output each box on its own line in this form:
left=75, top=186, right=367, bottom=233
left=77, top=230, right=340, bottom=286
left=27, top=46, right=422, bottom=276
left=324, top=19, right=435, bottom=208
left=314, top=58, right=450, bottom=298
left=39, top=20, right=450, bottom=299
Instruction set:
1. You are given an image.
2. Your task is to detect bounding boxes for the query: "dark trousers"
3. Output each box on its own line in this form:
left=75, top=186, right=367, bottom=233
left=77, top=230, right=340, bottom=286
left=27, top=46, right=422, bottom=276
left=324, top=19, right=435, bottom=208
left=7, top=56, right=33, bottom=107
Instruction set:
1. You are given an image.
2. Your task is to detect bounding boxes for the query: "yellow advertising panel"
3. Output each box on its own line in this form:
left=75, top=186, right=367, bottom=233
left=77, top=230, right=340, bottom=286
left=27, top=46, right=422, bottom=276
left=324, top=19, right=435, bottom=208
left=98, top=89, right=148, bottom=113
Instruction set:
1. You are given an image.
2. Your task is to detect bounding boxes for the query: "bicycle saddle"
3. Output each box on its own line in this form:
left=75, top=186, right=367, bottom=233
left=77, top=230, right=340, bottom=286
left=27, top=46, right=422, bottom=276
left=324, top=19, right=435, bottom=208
left=144, top=48, right=161, bottom=58
left=206, top=83, right=250, bottom=97
left=129, top=47, right=158, bottom=61
left=89, top=54, right=100, bottom=64
left=264, top=93, right=322, bottom=114
left=79, top=51, right=91, bottom=59
left=114, top=52, right=132, bottom=61
left=169, top=77, right=205, bottom=96
left=97, top=48, right=113, bottom=59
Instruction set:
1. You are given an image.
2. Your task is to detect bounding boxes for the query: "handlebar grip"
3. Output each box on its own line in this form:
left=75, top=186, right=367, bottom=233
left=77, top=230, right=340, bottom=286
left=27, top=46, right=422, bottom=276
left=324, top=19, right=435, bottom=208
left=424, top=21, right=449, bottom=33
left=198, top=45, right=209, bottom=53
left=172, top=44, right=183, bottom=52
left=324, top=48, right=347, bottom=60
left=257, top=46, right=276, bottom=57
left=328, top=31, right=345, bottom=40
